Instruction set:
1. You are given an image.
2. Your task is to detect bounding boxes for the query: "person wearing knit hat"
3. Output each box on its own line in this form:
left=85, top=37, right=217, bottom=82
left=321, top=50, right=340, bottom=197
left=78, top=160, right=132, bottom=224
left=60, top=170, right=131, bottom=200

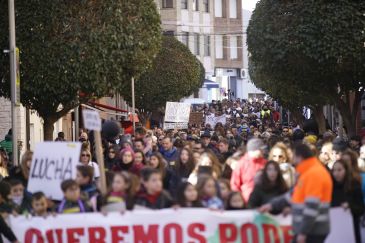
left=120, top=135, right=133, bottom=149
left=113, top=148, right=143, bottom=176
left=231, top=138, right=267, bottom=203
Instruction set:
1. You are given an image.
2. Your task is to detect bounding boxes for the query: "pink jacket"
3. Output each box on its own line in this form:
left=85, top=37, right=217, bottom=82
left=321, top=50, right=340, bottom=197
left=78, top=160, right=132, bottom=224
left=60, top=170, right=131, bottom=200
left=230, top=153, right=267, bottom=203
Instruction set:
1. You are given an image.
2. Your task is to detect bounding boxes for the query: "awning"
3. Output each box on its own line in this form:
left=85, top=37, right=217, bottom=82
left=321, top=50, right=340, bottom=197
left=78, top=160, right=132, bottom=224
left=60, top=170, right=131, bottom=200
left=88, top=101, right=128, bottom=113
left=202, top=79, right=219, bottom=89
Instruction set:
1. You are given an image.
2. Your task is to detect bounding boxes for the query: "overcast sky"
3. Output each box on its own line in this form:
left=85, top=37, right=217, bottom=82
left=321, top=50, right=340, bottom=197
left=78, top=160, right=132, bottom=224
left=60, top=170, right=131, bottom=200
left=242, top=0, right=258, bottom=11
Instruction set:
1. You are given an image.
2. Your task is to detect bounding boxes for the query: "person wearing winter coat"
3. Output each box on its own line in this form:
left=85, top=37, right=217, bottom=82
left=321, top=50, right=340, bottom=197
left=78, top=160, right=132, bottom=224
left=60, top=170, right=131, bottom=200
left=230, top=138, right=267, bottom=203
left=331, top=160, right=364, bottom=243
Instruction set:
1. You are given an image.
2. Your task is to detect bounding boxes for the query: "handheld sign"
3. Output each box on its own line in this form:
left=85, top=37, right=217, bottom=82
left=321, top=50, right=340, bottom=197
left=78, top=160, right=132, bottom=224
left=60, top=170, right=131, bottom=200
left=163, top=102, right=191, bottom=130
left=82, top=109, right=102, bottom=131
left=82, top=109, right=107, bottom=195
left=27, top=142, right=81, bottom=200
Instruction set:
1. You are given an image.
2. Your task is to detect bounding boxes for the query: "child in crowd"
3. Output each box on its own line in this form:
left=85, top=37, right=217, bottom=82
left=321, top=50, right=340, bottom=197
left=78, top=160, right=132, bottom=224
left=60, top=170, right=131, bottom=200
left=0, top=181, right=15, bottom=215
left=226, top=192, right=245, bottom=210
left=31, top=192, right=48, bottom=217
left=9, top=179, right=31, bottom=214
left=196, top=175, right=224, bottom=210
left=135, top=168, right=174, bottom=209
left=218, top=179, right=231, bottom=206
left=58, top=179, right=90, bottom=214
left=134, top=150, right=146, bottom=166
left=104, top=172, right=135, bottom=211
left=176, top=182, right=202, bottom=208
left=76, top=165, right=97, bottom=200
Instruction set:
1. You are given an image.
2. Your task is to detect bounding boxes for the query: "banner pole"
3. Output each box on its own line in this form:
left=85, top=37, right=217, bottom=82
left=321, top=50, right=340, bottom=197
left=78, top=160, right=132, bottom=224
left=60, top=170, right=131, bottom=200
left=94, top=131, right=107, bottom=195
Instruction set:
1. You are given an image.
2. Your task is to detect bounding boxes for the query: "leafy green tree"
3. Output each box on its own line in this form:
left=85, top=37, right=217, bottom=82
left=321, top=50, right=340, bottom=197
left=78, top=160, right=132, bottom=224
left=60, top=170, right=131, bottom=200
left=248, top=0, right=365, bottom=136
left=124, top=36, right=204, bottom=112
left=0, top=0, right=161, bottom=140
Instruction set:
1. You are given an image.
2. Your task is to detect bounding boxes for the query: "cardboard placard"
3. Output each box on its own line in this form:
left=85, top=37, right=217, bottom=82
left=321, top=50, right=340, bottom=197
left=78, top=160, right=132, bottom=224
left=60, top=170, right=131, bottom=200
left=164, top=102, right=191, bottom=123
left=27, top=142, right=82, bottom=200
left=83, top=109, right=101, bottom=131
left=189, top=112, right=204, bottom=125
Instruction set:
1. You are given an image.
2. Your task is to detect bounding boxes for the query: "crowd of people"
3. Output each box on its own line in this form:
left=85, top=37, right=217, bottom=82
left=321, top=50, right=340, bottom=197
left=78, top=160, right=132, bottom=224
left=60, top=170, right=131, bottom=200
left=0, top=98, right=364, bottom=243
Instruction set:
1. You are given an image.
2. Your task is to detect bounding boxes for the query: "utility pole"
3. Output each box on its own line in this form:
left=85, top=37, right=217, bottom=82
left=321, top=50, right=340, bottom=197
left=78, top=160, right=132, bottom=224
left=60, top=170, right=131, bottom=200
left=9, top=0, right=18, bottom=166
left=132, top=77, right=136, bottom=135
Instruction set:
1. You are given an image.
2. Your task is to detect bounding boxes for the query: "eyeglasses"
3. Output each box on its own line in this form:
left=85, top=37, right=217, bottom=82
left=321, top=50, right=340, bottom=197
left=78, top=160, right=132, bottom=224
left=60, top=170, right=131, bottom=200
left=81, top=154, right=90, bottom=157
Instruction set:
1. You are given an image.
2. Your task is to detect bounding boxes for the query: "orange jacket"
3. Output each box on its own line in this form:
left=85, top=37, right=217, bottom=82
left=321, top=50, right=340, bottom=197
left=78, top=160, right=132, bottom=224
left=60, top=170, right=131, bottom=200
left=292, top=157, right=333, bottom=204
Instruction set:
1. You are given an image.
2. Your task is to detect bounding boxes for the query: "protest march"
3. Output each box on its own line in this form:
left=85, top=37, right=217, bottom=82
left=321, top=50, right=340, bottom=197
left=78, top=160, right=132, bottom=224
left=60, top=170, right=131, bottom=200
left=1, top=0, right=364, bottom=242
left=0, top=99, right=363, bottom=243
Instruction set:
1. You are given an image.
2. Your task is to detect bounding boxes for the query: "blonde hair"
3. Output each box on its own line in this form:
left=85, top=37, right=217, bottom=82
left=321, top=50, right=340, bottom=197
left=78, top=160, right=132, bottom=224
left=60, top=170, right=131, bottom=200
left=21, top=150, right=33, bottom=179
left=269, top=142, right=291, bottom=163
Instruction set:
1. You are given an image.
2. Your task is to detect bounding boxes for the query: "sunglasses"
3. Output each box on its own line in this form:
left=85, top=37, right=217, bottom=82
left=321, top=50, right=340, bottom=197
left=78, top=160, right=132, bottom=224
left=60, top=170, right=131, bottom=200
left=81, top=154, right=90, bottom=157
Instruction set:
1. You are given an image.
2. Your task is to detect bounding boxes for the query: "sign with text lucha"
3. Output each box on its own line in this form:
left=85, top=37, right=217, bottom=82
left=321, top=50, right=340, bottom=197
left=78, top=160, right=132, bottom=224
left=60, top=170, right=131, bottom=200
left=9, top=208, right=354, bottom=243
left=82, top=109, right=101, bottom=131
left=27, top=142, right=82, bottom=200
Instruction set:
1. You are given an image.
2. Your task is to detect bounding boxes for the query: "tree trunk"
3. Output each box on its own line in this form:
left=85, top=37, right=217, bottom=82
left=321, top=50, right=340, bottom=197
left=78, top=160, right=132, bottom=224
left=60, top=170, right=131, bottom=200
left=43, top=117, right=57, bottom=141
left=335, top=90, right=362, bottom=137
left=342, top=114, right=356, bottom=138
left=290, top=108, right=304, bottom=127
left=312, top=105, right=326, bottom=135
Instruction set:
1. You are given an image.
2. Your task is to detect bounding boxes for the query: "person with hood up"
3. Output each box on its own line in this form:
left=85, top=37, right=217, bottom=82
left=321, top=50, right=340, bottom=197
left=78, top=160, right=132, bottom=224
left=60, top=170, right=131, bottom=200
left=230, top=138, right=267, bottom=203
left=0, top=129, right=12, bottom=161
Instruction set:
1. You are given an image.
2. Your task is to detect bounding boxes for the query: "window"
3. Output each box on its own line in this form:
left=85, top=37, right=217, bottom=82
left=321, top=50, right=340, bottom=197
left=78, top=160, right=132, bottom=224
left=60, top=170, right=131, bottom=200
left=194, top=34, right=200, bottom=55
left=204, top=36, right=210, bottom=56
left=230, top=36, right=238, bottom=59
left=193, top=0, right=199, bottom=11
left=162, top=0, right=173, bottom=8
left=214, top=0, right=222, bottom=17
left=163, top=31, right=175, bottom=36
left=203, top=0, right=209, bottom=12
left=181, top=32, right=189, bottom=46
left=215, top=35, right=223, bottom=59
left=181, top=0, right=188, bottom=9
left=229, top=0, right=237, bottom=18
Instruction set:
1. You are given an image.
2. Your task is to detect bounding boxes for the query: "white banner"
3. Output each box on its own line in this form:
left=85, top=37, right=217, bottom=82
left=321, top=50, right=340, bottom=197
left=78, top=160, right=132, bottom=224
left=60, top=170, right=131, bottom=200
left=164, top=102, right=191, bottom=123
left=163, top=122, right=188, bottom=130
left=9, top=208, right=354, bottom=243
left=27, top=142, right=82, bottom=201
left=205, top=115, right=227, bottom=127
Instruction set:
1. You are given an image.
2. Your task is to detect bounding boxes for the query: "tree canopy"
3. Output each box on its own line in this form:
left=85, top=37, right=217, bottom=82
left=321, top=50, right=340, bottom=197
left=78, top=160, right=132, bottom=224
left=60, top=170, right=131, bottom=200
left=0, top=0, right=161, bottom=139
left=124, top=36, right=205, bottom=112
left=247, top=0, right=365, bottom=135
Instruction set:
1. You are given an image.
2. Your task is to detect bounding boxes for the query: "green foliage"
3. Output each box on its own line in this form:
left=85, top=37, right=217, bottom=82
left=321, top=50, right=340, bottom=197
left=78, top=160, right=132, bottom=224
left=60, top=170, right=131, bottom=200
left=0, top=0, right=161, bottom=124
left=247, top=0, right=365, bottom=134
left=124, top=36, right=205, bottom=111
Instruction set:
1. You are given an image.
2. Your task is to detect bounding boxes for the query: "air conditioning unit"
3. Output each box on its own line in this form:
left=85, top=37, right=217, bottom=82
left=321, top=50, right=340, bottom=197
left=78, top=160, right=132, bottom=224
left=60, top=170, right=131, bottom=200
left=239, top=69, right=248, bottom=79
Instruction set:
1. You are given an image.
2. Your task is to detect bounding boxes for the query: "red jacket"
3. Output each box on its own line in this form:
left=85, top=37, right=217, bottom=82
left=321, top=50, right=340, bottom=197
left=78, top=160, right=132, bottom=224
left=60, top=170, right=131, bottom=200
left=230, top=154, right=267, bottom=202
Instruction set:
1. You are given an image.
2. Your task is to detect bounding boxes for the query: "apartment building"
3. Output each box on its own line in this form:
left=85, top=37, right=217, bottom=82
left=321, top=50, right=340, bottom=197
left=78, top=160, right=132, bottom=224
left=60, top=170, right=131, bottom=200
left=155, top=0, right=249, bottom=102
left=155, top=0, right=215, bottom=77
left=213, top=0, right=244, bottom=101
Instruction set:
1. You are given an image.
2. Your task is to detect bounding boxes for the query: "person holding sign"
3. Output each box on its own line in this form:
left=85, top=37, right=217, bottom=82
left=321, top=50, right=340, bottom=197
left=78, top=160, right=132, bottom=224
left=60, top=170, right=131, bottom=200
left=79, top=148, right=100, bottom=180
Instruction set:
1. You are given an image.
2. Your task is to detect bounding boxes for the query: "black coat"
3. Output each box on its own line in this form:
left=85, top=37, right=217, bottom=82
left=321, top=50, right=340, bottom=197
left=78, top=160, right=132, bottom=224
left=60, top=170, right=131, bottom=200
left=135, top=190, right=173, bottom=209
left=331, top=180, right=365, bottom=217
left=248, top=185, right=286, bottom=214
left=0, top=216, right=17, bottom=243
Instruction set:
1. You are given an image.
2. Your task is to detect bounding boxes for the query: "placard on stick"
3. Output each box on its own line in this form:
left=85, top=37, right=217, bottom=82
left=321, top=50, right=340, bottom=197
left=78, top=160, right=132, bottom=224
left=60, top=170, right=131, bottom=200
left=83, top=109, right=102, bottom=131
left=82, top=109, right=107, bottom=195
left=27, top=142, right=82, bottom=200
